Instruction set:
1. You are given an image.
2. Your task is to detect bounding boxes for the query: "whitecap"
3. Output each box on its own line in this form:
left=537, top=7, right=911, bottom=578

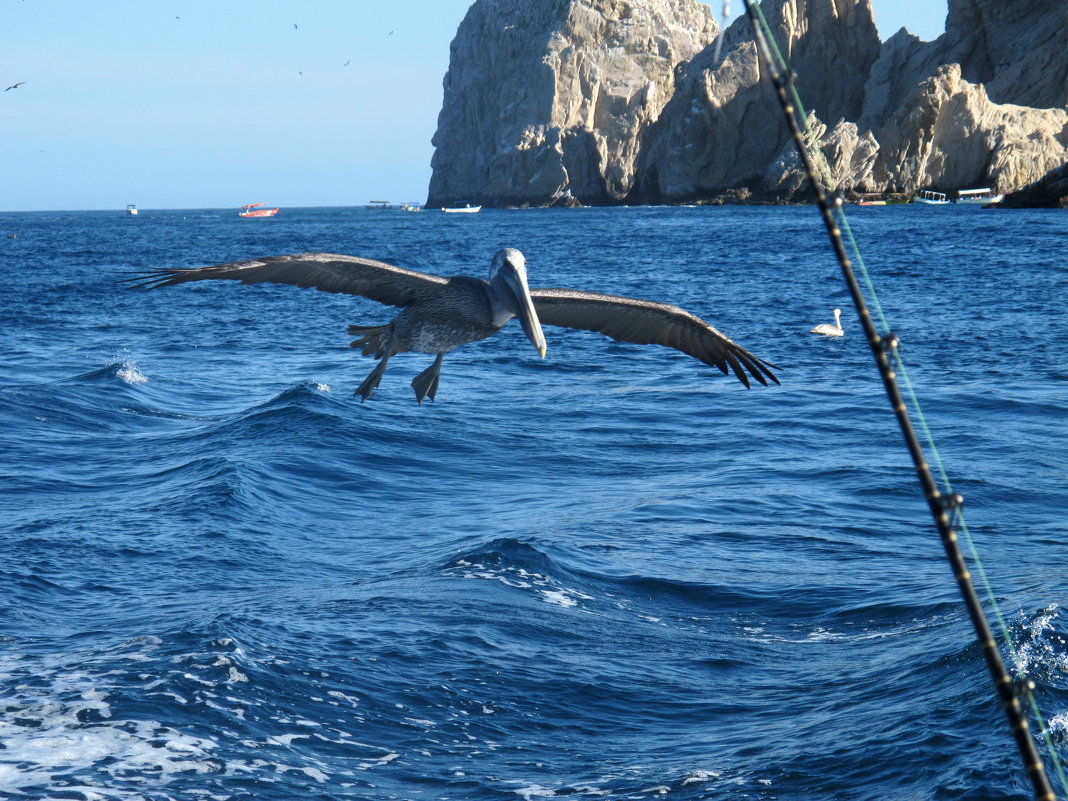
left=327, top=689, right=361, bottom=707
left=682, top=769, right=722, bottom=785
left=513, top=785, right=558, bottom=800
left=1012, top=603, right=1068, bottom=677
left=1046, top=711, right=1068, bottom=739
left=267, top=733, right=310, bottom=746
left=298, top=765, right=329, bottom=783
left=540, top=589, right=578, bottom=607
left=357, top=752, right=399, bottom=770
left=116, top=360, right=147, bottom=384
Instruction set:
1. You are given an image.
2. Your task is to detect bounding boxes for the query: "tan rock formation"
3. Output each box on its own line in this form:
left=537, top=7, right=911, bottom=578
left=428, top=0, right=1068, bottom=206
left=764, top=116, right=881, bottom=198
left=861, top=0, right=1067, bottom=129
left=873, top=64, right=1068, bottom=193
left=632, top=0, right=1067, bottom=203
left=427, top=0, right=717, bottom=207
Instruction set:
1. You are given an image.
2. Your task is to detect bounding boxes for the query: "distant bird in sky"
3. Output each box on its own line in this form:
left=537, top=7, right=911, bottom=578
left=389, top=30, right=394, bottom=35
left=343, top=60, right=350, bottom=67
left=5, top=82, right=25, bottom=92
left=293, top=23, right=299, bottom=30
left=127, top=248, right=779, bottom=404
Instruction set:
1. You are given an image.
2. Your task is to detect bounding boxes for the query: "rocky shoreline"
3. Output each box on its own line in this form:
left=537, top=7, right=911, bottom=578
left=427, top=0, right=1068, bottom=209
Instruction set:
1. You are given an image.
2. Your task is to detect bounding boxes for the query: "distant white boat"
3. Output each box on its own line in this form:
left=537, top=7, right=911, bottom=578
left=126, top=204, right=138, bottom=216
left=955, top=188, right=1004, bottom=205
left=442, top=204, right=481, bottom=214
left=399, top=202, right=422, bottom=212
left=913, top=190, right=949, bottom=205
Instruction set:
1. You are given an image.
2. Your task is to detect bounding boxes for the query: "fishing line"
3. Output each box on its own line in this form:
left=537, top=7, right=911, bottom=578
left=738, top=2, right=1065, bottom=798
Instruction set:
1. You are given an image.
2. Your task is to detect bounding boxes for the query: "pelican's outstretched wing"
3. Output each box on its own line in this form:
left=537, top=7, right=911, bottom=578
left=531, top=288, right=778, bottom=388
left=125, top=252, right=447, bottom=308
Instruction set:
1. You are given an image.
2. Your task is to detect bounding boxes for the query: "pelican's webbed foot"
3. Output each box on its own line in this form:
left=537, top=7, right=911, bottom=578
left=411, top=354, right=444, bottom=405
left=354, top=355, right=390, bottom=402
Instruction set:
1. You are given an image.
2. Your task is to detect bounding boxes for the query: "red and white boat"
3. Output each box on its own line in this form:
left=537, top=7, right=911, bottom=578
left=238, top=203, right=279, bottom=218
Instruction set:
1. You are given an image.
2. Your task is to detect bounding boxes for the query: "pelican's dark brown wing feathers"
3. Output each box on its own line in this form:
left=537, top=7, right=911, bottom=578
left=125, top=252, right=447, bottom=308
left=531, top=288, right=778, bottom=388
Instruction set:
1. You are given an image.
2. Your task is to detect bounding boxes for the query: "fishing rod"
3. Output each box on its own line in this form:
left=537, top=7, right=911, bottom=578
left=737, top=2, right=1058, bottom=799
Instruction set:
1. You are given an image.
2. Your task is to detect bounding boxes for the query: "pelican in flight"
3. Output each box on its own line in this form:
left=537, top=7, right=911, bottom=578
left=129, top=248, right=778, bottom=403
left=810, top=308, right=844, bottom=337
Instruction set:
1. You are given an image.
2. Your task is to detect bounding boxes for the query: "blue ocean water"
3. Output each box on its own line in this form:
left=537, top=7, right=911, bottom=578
left=0, top=204, right=1065, bottom=801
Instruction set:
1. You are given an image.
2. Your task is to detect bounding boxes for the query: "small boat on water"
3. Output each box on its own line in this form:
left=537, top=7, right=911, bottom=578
left=365, top=200, right=394, bottom=210
left=238, top=203, right=279, bottom=218
left=955, top=187, right=1004, bottom=205
left=442, top=203, right=481, bottom=214
left=913, top=190, right=949, bottom=205
left=855, top=194, right=911, bottom=206
left=400, top=202, right=422, bottom=212
left=126, top=204, right=139, bottom=216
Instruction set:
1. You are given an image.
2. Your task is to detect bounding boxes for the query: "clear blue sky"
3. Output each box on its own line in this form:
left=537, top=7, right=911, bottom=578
left=2, top=1, right=948, bottom=211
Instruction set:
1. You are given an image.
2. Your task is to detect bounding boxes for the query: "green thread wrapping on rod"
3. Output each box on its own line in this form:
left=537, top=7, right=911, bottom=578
left=738, top=2, right=1065, bottom=797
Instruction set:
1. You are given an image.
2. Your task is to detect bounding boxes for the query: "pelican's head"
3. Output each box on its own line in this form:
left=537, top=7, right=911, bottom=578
left=488, top=248, right=547, bottom=359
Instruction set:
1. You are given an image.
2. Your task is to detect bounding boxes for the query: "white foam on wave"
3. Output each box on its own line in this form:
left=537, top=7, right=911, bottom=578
left=116, top=359, right=147, bottom=384
left=1047, top=711, right=1068, bottom=739
left=539, top=588, right=579, bottom=607
left=739, top=616, right=934, bottom=645
left=0, top=647, right=222, bottom=796
left=682, top=768, right=723, bottom=785
left=512, top=784, right=559, bottom=800
left=445, top=559, right=593, bottom=610
left=1014, top=603, right=1068, bottom=677
left=327, top=689, right=361, bottom=707
left=0, top=635, right=399, bottom=797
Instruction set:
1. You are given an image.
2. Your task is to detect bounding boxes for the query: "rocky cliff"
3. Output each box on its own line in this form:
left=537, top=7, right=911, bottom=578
left=631, top=0, right=882, bottom=203
left=870, top=64, right=1068, bottom=194
left=427, top=0, right=718, bottom=208
left=429, top=0, right=1068, bottom=206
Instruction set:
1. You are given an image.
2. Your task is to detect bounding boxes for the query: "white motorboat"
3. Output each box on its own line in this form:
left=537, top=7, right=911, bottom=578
left=913, top=190, right=949, bottom=205
left=955, top=188, right=1004, bottom=205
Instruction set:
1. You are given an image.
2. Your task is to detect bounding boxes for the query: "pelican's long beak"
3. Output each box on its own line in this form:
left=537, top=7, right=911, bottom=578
left=490, top=248, right=547, bottom=359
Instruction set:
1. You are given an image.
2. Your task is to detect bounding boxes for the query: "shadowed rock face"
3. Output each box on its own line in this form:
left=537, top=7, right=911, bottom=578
left=429, top=0, right=1068, bottom=206
left=1002, top=162, right=1068, bottom=208
left=426, top=0, right=718, bottom=208
left=861, top=0, right=1067, bottom=128
left=630, top=0, right=882, bottom=203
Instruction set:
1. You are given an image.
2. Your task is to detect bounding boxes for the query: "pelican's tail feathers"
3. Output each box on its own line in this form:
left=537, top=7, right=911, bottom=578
left=348, top=324, right=391, bottom=358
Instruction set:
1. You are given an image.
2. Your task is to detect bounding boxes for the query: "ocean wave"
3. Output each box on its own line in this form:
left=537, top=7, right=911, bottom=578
left=4, top=205, right=1064, bottom=801
left=1012, top=603, right=1068, bottom=683
left=0, top=633, right=398, bottom=799
left=56, top=359, right=147, bottom=386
